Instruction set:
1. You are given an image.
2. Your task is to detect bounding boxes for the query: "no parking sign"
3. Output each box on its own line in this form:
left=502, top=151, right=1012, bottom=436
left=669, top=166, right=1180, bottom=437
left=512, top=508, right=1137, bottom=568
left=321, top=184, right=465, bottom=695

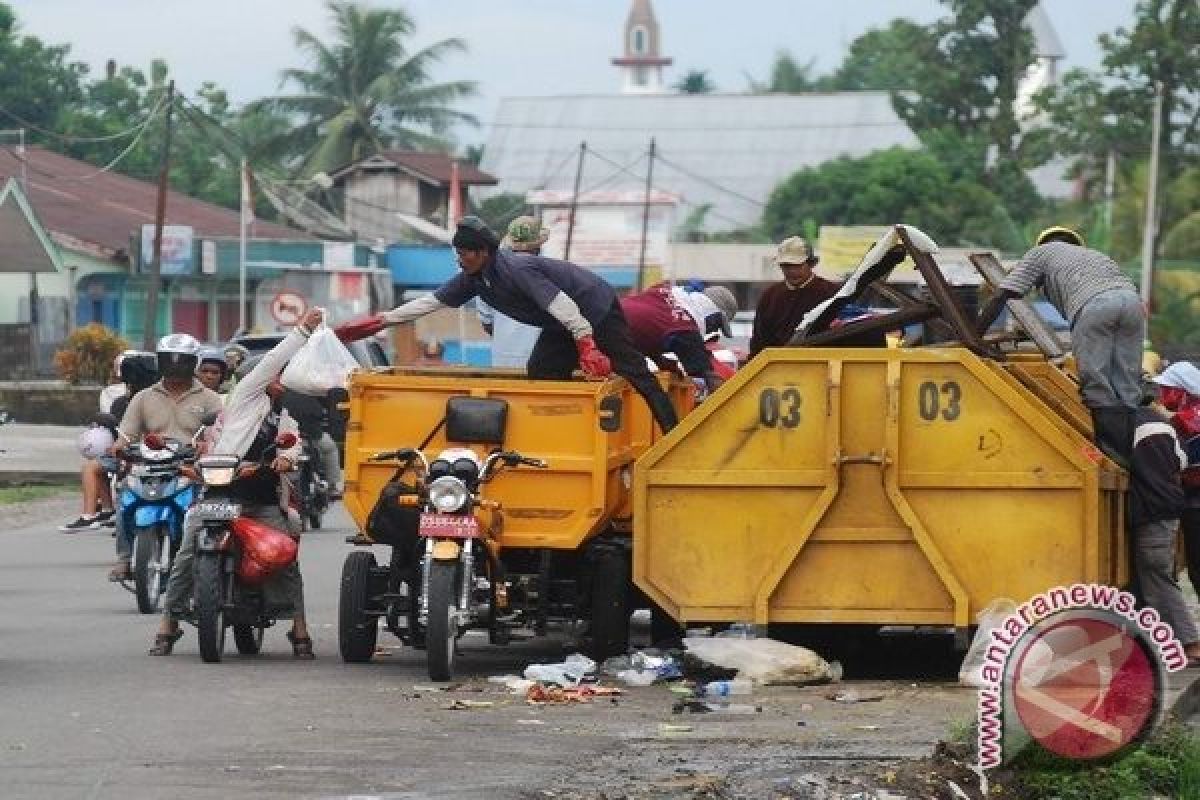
left=270, top=291, right=307, bottom=327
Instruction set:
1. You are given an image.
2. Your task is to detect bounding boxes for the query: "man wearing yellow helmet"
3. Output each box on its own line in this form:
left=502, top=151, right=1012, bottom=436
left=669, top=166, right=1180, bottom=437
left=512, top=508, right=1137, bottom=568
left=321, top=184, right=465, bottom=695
left=976, top=226, right=1144, bottom=465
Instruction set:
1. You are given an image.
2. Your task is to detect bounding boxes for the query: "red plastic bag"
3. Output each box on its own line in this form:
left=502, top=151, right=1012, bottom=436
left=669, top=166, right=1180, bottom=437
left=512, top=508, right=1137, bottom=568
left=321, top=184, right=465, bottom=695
left=230, top=516, right=298, bottom=585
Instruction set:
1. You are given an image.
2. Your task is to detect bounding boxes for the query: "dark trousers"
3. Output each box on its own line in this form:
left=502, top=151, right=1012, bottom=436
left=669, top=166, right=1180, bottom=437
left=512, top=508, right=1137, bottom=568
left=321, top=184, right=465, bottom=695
left=527, top=303, right=679, bottom=434
left=1181, top=507, right=1200, bottom=600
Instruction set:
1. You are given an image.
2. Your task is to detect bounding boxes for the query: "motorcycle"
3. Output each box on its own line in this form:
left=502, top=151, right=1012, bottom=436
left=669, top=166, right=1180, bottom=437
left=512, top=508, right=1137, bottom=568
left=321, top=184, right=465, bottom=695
left=115, top=433, right=197, bottom=613
left=294, top=436, right=329, bottom=531
left=190, top=432, right=302, bottom=663
left=340, top=444, right=547, bottom=681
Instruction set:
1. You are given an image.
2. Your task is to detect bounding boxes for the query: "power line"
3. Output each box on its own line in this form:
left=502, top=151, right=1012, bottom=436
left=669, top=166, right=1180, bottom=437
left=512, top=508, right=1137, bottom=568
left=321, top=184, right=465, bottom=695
left=654, top=152, right=767, bottom=209
left=0, top=97, right=165, bottom=143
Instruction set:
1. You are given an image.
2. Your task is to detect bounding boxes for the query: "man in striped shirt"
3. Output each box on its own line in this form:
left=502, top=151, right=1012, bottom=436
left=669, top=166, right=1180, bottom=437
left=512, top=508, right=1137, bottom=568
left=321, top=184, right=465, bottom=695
left=976, top=226, right=1145, bottom=464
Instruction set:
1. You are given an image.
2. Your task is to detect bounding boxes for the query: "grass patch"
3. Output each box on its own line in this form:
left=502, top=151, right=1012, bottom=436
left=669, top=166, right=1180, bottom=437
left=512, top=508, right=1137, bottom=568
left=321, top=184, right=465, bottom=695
left=0, top=486, right=70, bottom=505
left=1005, top=722, right=1200, bottom=799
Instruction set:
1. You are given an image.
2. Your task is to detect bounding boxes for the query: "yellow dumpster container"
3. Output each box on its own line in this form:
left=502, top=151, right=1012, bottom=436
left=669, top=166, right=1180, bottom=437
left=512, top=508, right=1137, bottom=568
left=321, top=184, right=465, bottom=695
left=344, top=367, right=692, bottom=550
left=633, top=347, right=1127, bottom=634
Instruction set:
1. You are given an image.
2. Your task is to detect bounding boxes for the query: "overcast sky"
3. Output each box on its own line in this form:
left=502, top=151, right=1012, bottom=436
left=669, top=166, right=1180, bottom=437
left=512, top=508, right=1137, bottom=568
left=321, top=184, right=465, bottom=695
left=8, top=0, right=1137, bottom=148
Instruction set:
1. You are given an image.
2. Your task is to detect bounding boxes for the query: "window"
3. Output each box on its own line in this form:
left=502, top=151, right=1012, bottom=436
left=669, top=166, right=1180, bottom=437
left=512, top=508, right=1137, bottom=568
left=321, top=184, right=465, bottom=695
left=634, top=67, right=647, bottom=86
left=630, top=26, right=647, bottom=55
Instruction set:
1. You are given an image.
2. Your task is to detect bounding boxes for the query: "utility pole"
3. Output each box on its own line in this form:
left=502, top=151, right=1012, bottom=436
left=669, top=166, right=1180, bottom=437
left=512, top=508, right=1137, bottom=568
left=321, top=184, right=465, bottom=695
left=1103, top=149, right=1116, bottom=252
left=563, top=141, right=587, bottom=261
left=143, top=80, right=175, bottom=351
left=1139, top=81, right=1163, bottom=307
left=636, top=138, right=656, bottom=291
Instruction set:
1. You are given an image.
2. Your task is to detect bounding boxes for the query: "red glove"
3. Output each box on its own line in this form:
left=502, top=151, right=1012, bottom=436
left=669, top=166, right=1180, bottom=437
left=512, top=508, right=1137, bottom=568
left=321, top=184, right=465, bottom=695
left=334, top=314, right=387, bottom=343
left=576, top=335, right=612, bottom=380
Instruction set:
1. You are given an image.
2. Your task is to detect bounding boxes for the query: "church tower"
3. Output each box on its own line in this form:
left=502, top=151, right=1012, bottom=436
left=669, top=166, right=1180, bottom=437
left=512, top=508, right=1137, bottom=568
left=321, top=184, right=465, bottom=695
left=611, top=0, right=672, bottom=94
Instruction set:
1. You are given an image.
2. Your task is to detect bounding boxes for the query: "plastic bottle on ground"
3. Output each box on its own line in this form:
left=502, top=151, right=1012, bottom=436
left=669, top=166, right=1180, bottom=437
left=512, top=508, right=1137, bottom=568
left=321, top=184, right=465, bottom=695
left=701, top=678, right=753, bottom=697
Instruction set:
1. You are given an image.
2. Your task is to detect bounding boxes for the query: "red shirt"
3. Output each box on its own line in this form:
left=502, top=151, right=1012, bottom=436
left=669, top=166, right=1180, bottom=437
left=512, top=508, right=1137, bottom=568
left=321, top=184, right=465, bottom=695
left=621, top=283, right=697, bottom=356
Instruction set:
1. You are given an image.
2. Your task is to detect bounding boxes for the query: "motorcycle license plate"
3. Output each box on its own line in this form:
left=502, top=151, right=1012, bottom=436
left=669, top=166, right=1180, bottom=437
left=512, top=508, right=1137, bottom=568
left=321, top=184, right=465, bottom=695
left=194, top=502, right=240, bottom=520
left=418, top=513, right=479, bottom=539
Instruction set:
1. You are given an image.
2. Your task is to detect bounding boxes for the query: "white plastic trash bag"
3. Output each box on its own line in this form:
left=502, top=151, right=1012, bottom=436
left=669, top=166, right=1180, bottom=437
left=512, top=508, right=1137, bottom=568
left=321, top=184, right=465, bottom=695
left=958, top=598, right=1018, bottom=688
left=280, top=325, right=359, bottom=396
left=683, top=636, right=835, bottom=685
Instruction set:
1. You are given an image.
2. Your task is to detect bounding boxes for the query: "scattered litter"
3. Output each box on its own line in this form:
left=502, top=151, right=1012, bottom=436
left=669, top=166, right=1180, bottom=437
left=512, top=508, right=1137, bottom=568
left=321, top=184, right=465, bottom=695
left=516, top=719, right=546, bottom=726
left=673, top=699, right=761, bottom=714
left=658, top=723, right=693, bottom=734
left=826, top=690, right=884, bottom=704
left=959, top=598, right=1018, bottom=687
left=604, top=651, right=682, bottom=685
left=442, top=700, right=494, bottom=711
left=800, top=703, right=814, bottom=712
left=615, top=669, right=657, bottom=687
left=304, top=725, right=316, bottom=732
left=488, top=675, right=536, bottom=693
left=668, top=685, right=694, bottom=696
left=683, top=636, right=836, bottom=685
left=523, top=653, right=596, bottom=686
left=700, top=678, right=752, bottom=697
left=525, top=684, right=621, bottom=705
left=412, top=685, right=441, bottom=692
left=854, top=725, right=880, bottom=731
left=715, top=622, right=757, bottom=639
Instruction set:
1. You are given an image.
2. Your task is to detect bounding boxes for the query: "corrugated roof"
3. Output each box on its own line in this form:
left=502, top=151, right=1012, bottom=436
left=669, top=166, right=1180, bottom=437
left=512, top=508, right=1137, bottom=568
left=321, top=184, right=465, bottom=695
left=480, top=92, right=919, bottom=232
left=1026, top=4, right=1065, bottom=60
left=377, top=150, right=496, bottom=186
left=0, top=147, right=311, bottom=260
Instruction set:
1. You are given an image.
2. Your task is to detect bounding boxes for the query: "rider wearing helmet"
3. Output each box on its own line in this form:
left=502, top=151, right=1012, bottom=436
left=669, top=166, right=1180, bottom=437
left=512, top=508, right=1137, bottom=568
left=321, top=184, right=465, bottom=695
left=107, top=334, right=224, bottom=581
left=196, top=347, right=230, bottom=394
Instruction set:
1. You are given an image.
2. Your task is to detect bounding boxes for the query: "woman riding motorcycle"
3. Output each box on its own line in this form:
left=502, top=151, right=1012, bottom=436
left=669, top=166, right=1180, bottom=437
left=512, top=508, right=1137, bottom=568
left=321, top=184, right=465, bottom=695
left=148, top=308, right=323, bottom=658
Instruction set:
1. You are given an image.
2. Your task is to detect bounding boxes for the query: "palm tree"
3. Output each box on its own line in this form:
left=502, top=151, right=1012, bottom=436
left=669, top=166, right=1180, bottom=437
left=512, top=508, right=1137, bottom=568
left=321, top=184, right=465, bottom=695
left=673, top=69, right=715, bottom=94
left=252, top=1, right=477, bottom=177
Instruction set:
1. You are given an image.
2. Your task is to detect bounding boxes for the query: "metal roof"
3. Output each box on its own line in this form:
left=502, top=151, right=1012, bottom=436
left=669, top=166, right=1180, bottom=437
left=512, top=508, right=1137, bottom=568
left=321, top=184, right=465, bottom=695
left=330, top=150, right=496, bottom=187
left=0, top=147, right=311, bottom=262
left=480, top=92, right=919, bottom=232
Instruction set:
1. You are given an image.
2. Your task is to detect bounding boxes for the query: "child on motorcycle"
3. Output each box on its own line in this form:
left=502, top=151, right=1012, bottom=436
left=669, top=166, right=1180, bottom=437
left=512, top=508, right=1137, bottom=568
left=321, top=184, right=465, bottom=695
left=148, top=308, right=323, bottom=658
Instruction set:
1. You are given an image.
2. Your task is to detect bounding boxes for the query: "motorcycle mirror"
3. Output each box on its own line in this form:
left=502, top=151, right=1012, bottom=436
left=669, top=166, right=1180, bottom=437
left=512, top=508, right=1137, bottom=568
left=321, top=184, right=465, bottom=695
left=276, top=432, right=299, bottom=449
left=143, top=433, right=166, bottom=450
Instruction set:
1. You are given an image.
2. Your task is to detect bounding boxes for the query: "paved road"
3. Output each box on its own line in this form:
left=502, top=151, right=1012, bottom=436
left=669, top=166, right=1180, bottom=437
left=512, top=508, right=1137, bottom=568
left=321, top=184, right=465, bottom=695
left=0, top=495, right=978, bottom=800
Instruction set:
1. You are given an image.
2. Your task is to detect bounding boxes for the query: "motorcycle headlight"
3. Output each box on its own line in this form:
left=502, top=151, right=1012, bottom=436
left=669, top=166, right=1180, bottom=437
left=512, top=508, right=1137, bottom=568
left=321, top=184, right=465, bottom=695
left=428, top=476, right=469, bottom=513
left=197, top=455, right=239, bottom=487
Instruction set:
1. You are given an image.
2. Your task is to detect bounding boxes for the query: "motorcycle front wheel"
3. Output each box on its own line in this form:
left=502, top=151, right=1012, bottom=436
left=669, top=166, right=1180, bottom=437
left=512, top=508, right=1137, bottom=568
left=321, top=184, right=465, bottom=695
left=133, top=525, right=170, bottom=614
left=425, top=560, right=459, bottom=682
left=195, top=555, right=227, bottom=663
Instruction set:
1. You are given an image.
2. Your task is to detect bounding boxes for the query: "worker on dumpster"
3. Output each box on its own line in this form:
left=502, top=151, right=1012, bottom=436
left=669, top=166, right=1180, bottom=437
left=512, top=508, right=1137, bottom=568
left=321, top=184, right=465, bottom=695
left=1130, top=378, right=1200, bottom=665
left=749, top=236, right=839, bottom=358
left=621, top=283, right=737, bottom=394
left=477, top=215, right=545, bottom=367
left=334, top=216, right=680, bottom=433
left=975, top=227, right=1145, bottom=466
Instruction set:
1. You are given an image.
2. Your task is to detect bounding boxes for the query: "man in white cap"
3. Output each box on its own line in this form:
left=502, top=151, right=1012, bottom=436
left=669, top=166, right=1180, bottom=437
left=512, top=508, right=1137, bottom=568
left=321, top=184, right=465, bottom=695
left=749, top=236, right=839, bottom=358
left=621, top=283, right=738, bottom=393
left=1153, top=362, right=1200, bottom=604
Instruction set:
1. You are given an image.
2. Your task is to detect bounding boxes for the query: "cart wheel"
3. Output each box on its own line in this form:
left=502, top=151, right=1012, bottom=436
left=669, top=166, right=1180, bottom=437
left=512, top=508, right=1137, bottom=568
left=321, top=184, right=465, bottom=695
left=426, top=561, right=458, bottom=681
left=339, top=550, right=379, bottom=662
left=587, top=547, right=631, bottom=660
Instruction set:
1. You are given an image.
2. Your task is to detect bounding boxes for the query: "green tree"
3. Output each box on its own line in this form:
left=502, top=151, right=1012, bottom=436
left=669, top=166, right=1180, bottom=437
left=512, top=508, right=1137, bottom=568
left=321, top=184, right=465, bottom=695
left=1035, top=0, right=1198, bottom=256
left=823, top=19, right=930, bottom=91
left=762, top=147, right=1023, bottom=250
left=748, top=51, right=820, bottom=93
left=471, top=192, right=526, bottom=238
left=252, top=0, right=477, bottom=178
left=673, top=69, right=715, bottom=94
left=0, top=2, right=85, bottom=139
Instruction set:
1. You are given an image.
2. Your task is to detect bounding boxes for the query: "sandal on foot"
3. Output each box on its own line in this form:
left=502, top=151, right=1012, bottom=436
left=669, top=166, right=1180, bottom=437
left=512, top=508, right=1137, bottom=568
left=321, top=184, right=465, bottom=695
left=286, top=631, right=315, bottom=660
left=147, top=630, right=183, bottom=656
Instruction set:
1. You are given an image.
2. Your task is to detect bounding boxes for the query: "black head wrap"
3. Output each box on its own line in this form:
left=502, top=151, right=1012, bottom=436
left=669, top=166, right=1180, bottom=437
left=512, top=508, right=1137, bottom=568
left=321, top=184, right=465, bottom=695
left=451, top=216, right=499, bottom=251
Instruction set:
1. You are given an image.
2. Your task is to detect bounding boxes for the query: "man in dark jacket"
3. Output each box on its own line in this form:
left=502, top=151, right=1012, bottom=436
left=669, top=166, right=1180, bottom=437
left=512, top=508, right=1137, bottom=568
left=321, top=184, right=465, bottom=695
left=1130, top=396, right=1200, bottom=663
left=335, top=216, right=679, bottom=433
left=749, top=236, right=839, bottom=358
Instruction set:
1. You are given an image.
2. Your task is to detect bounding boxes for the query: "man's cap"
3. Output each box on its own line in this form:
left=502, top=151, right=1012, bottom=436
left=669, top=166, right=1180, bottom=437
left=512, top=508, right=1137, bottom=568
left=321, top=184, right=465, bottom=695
left=775, top=236, right=817, bottom=266
left=1153, top=361, right=1200, bottom=396
left=452, top=215, right=500, bottom=250
left=702, top=286, right=737, bottom=337
left=505, top=215, right=549, bottom=251
left=1035, top=226, right=1085, bottom=247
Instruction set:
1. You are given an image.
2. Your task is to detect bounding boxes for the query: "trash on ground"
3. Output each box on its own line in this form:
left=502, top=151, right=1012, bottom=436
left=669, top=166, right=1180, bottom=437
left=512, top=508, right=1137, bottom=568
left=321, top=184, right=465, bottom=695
left=854, top=724, right=881, bottom=731
left=604, top=651, right=682, bottom=685
left=516, top=718, right=546, bottom=726
left=658, top=723, right=694, bottom=734
left=488, top=674, right=536, bottom=693
left=525, top=684, right=621, bottom=705
left=442, top=699, right=494, bottom=711
left=523, top=653, right=596, bottom=687
left=958, top=597, right=1018, bottom=687
left=673, top=699, right=762, bottom=714
left=683, top=636, right=836, bottom=685
left=615, top=668, right=657, bottom=686
left=700, top=678, right=752, bottom=697
left=826, top=689, right=885, bottom=704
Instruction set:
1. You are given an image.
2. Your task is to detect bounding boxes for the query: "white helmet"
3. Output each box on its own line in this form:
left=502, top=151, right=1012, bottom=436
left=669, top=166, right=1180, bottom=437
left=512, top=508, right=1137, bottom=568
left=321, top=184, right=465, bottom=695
left=78, top=426, right=115, bottom=460
left=156, top=333, right=201, bottom=381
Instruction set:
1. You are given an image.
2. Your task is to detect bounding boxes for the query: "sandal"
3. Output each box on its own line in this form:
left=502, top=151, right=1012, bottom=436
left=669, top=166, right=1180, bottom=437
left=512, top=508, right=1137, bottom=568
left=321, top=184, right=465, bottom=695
left=286, top=630, right=315, bottom=660
left=147, top=629, right=184, bottom=656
